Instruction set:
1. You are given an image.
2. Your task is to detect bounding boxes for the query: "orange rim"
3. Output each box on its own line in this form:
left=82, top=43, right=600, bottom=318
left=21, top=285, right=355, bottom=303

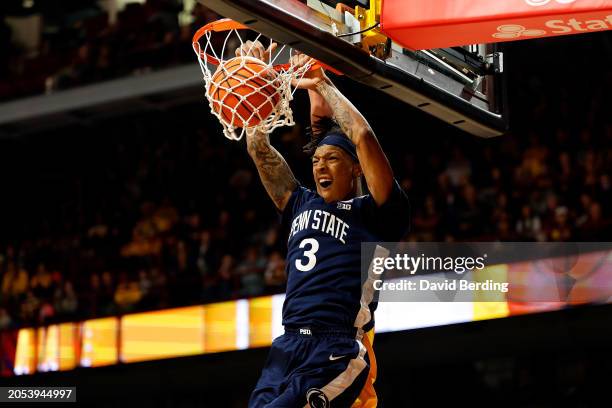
left=192, top=18, right=343, bottom=75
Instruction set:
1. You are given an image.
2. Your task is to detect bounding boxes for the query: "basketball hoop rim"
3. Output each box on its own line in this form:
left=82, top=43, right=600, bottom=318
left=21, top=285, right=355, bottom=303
left=192, top=18, right=342, bottom=75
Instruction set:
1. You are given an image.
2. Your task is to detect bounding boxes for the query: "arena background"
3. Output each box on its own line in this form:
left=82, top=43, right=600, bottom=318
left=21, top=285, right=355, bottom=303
left=0, top=1, right=611, bottom=407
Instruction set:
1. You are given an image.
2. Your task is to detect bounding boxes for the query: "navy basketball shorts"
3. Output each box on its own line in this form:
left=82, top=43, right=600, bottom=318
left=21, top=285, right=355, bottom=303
left=248, top=328, right=373, bottom=408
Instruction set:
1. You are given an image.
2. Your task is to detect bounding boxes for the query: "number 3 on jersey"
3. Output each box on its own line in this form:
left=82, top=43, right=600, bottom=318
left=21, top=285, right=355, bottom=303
left=295, top=238, right=319, bottom=272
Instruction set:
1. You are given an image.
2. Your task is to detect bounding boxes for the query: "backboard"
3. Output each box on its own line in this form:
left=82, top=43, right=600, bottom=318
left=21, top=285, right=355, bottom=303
left=197, top=0, right=508, bottom=138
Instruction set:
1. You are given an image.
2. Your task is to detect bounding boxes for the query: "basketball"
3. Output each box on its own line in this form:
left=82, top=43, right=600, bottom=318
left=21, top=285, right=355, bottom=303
left=208, top=56, right=281, bottom=128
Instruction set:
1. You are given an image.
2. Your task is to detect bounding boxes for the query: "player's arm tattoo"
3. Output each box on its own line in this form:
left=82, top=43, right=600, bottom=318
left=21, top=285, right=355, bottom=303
left=315, top=78, right=394, bottom=206
left=314, top=80, right=374, bottom=143
left=247, top=131, right=298, bottom=210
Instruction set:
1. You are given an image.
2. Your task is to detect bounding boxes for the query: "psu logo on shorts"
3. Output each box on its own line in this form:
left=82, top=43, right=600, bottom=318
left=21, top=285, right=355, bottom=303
left=306, top=388, right=330, bottom=408
left=299, top=328, right=312, bottom=335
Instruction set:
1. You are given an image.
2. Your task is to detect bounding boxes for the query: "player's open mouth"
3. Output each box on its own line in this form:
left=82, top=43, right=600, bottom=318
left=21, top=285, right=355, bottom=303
left=319, top=179, right=332, bottom=188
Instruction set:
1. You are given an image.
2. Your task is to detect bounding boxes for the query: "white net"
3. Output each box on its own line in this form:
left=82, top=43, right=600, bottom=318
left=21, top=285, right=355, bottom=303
left=193, top=22, right=313, bottom=141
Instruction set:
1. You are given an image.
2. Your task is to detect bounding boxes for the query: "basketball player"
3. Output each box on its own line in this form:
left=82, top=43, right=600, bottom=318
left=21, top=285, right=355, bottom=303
left=240, top=41, right=410, bottom=407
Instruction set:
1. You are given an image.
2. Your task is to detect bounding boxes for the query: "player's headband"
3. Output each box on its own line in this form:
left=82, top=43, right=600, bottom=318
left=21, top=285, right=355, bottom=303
left=317, top=133, right=358, bottom=162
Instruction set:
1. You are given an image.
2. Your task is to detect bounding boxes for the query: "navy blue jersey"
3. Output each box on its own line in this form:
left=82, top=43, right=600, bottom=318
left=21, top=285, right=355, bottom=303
left=281, top=180, right=410, bottom=329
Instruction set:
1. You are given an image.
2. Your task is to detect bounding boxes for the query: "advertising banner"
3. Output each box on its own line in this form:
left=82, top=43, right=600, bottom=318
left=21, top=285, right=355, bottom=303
left=381, top=0, right=612, bottom=49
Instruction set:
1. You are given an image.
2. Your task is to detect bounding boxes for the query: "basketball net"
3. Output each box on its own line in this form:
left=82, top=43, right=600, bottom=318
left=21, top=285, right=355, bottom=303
left=192, top=19, right=315, bottom=141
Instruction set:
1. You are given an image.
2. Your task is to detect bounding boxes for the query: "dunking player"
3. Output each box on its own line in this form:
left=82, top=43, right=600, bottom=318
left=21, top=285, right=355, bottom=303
left=242, top=42, right=410, bottom=407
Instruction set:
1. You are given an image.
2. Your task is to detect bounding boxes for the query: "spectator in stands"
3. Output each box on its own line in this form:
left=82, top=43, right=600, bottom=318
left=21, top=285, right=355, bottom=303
left=6, top=263, right=29, bottom=302
left=575, top=194, right=593, bottom=228
left=55, top=42, right=95, bottom=89
left=38, top=300, right=55, bottom=325
left=264, top=251, right=286, bottom=293
left=413, top=195, right=440, bottom=241
left=456, top=183, right=482, bottom=239
left=114, top=272, right=142, bottom=313
left=153, top=198, right=179, bottom=234
left=0, top=307, right=12, bottom=329
left=237, top=246, right=266, bottom=297
left=496, top=212, right=518, bottom=241
left=84, top=273, right=101, bottom=317
left=93, top=44, right=114, bottom=81
left=55, top=281, right=79, bottom=318
left=204, top=254, right=234, bottom=301
left=137, top=269, right=154, bottom=309
left=20, top=291, right=40, bottom=325
left=516, top=204, right=543, bottom=241
left=100, top=271, right=116, bottom=315
left=578, top=202, right=608, bottom=240
left=597, top=173, right=611, bottom=209
left=446, top=148, right=472, bottom=188
left=149, top=267, right=169, bottom=308
left=548, top=206, right=573, bottom=241
left=145, top=0, right=181, bottom=40
left=196, top=230, right=212, bottom=277
left=30, top=263, right=54, bottom=302
left=1, top=261, right=14, bottom=300
left=122, top=201, right=162, bottom=258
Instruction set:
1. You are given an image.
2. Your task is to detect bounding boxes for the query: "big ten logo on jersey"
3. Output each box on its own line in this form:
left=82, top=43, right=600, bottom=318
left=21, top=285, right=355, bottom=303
left=337, top=201, right=352, bottom=210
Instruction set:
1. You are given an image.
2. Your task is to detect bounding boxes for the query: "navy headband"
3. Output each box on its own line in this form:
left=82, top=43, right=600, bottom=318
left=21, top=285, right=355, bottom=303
left=317, top=133, right=358, bottom=162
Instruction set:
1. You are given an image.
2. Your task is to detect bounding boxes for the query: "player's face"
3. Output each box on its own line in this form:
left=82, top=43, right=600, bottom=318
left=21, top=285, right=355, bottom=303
left=312, top=145, right=361, bottom=203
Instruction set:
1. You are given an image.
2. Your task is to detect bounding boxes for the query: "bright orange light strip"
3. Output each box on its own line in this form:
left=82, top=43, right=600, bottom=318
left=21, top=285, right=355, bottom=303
left=121, top=306, right=205, bottom=363
left=204, top=301, right=238, bottom=353
left=59, top=322, right=78, bottom=371
left=80, top=317, right=118, bottom=367
left=14, top=328, right=36, bottom=375
left=249, top=296, right=273, bottom=348
left=37, top=325, right=59, bottom=372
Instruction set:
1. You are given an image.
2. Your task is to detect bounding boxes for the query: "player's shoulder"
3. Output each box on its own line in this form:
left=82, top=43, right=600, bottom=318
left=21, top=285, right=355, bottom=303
left=283, top=185, right=320, bottom=216
left=293, top=185, right=319, bottom=204
left=355, top=180, right=410, bottom=223
left=340, top=194, right=369, bottom=209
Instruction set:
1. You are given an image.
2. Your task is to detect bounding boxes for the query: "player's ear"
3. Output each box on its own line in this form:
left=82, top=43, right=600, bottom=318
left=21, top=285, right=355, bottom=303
left=352, top=163, right=363, bottom=178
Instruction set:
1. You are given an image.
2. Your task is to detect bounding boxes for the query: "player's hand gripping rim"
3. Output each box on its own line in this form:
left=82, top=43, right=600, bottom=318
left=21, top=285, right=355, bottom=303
left=235, top=40, right=277, bottom=64
left=290, top=52, right=326, bottom=90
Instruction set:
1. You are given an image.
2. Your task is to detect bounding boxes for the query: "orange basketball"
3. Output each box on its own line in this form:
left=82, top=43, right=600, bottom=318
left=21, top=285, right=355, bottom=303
left=208, top=56, right=281, bottom=128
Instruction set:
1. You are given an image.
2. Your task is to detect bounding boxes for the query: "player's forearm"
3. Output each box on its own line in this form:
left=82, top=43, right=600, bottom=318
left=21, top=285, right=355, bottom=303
left=314, top=78, right=372, bottom=146
left=315, top=78, right=394, bottom=205
left=307, top=89, right=333, bottom=129
left=353, top=132, right=394, bottom=204
left=246, top=131, right=298, bottom=210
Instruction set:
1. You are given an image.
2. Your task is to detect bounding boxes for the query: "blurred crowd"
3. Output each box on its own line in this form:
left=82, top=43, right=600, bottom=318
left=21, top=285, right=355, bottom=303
left=0, top=2, right=610, bottom=331
left=0, top=0, right=220, bottom=101
left=407, top=129, right=611, bottom=242
left=0, top=101, right=290, bottom=329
